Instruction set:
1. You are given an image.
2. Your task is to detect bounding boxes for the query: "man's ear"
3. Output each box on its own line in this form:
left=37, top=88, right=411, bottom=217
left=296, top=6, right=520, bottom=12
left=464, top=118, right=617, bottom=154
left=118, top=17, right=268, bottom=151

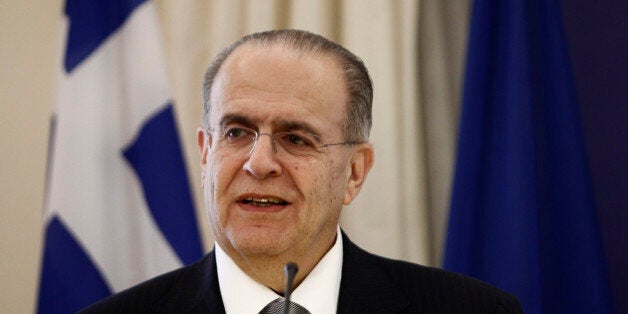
left=197, top=128, right=210, bottom=167
left=344, top=143, right=374, bottom=205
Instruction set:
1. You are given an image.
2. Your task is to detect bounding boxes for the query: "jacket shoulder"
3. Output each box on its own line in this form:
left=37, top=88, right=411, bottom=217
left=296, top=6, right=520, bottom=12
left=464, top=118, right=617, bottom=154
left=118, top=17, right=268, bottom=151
left=340, top=234, right=522, bottom=313
left=380, top=256, right=522, bottom=313
left=79, top=255, right=211, bottom=313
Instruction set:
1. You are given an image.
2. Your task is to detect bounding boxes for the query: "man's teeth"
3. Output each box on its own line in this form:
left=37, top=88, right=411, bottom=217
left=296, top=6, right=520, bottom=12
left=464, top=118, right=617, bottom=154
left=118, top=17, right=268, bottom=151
left=242, top=197, right=287, bottom=206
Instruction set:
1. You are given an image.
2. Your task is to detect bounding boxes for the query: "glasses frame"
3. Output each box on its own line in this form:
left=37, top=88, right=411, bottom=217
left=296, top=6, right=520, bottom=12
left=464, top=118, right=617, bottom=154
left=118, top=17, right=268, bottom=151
left=206, top=125, right=362, bottom=157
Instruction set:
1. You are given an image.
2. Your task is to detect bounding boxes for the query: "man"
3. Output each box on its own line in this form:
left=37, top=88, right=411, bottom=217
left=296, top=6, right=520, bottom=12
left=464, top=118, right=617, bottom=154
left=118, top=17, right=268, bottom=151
left=82, top=29, right=523, bottom=313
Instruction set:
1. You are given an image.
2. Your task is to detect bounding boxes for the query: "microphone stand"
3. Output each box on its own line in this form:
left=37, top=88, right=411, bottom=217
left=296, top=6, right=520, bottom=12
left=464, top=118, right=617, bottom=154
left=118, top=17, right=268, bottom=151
left=283, top=262, right=298, bottom=314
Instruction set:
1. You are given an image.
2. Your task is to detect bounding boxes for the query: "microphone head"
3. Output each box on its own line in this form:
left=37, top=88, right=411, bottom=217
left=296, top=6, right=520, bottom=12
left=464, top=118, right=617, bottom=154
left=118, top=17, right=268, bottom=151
left=284, top=262, right=298, bottom=277
left=283, top=262, right=299, bottom=302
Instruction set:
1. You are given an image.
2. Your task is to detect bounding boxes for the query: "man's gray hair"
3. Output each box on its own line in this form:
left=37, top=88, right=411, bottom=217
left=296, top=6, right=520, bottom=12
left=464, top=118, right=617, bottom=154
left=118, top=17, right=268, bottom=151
left=202, top=29, right=373, bottom=142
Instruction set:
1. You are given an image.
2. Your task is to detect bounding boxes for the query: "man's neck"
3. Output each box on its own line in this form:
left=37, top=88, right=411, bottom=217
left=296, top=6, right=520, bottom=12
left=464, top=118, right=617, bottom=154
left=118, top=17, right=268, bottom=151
left=218, top=230, right=338, bottom=293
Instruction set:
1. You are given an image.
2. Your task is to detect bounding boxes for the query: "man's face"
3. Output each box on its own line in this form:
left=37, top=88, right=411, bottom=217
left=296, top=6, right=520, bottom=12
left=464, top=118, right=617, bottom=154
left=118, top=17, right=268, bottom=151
left=198, top=44, right=371, bottom=262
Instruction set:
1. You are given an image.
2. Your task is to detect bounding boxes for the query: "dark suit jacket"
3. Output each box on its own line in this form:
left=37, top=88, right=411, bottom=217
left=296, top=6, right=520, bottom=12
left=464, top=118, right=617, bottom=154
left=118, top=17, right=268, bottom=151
left=81, top=233, right=523, bottom=313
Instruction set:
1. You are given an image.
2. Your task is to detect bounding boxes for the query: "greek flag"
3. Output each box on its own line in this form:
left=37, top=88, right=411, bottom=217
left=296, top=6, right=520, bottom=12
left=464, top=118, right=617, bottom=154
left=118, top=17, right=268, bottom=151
left=37, top=1, right=203, bottom=312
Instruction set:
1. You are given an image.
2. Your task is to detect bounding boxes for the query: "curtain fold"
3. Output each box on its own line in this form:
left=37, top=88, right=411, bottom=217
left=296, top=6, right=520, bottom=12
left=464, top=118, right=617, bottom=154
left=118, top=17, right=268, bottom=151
left=417, top=0, right=471, bottom=265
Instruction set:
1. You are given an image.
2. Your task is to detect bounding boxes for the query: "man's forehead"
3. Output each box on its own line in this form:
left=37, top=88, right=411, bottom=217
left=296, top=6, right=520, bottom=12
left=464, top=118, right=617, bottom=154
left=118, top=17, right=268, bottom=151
left=210, top=43, right=348, bottom=112
left=219, top=42, right=343, bottom=82
left=206, top=43, right=349, bottom=139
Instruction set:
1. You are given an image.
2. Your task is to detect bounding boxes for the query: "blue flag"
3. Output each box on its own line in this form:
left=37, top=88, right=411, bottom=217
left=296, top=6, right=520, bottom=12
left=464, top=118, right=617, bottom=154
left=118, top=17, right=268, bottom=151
left=444, top=1, right=612, bottom=313
left=38, top=0, right=203, bottom=312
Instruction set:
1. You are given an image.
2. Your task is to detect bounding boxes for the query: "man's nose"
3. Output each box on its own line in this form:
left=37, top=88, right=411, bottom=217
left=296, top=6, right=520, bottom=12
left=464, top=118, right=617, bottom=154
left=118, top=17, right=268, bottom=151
left=243, top=133, right=283, bottom=179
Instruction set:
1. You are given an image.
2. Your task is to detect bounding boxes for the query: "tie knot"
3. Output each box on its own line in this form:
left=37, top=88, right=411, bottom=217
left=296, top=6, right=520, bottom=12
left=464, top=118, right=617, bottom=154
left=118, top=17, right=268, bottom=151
left=259, top=297, right=311, bottom=314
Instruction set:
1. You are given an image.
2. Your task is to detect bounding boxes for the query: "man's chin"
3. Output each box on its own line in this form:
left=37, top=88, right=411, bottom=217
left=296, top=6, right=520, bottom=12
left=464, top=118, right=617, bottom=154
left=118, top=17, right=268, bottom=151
left=226, top=227, right=296, bottom=257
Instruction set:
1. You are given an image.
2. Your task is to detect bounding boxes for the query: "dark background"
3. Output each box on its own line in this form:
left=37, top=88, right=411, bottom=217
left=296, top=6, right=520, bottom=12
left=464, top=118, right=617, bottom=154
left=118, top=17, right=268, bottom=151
left=560, top=1, right=627, bottom=313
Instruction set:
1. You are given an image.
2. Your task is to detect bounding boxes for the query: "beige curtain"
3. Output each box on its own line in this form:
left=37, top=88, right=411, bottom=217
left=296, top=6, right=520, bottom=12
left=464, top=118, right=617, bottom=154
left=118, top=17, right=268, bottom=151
left=156, top=0, right=470, bottom=266
left=0, top=0, right=470, bottom=312
left=417, top=1, right=471, bottom=265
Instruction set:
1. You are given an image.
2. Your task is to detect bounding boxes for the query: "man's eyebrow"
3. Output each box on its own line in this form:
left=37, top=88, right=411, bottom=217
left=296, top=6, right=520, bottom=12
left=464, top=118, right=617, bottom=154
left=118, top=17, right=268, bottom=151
left=274, top=120, right=322, bottom=139
left=216, top=114, right=323, bottom=138
left=217, top=114, right=255, bottom=128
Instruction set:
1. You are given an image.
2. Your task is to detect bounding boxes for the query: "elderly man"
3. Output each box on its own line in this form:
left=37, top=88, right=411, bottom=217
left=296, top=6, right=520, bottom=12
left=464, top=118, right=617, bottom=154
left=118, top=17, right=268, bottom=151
left=82, top=30, right=522, bottom=313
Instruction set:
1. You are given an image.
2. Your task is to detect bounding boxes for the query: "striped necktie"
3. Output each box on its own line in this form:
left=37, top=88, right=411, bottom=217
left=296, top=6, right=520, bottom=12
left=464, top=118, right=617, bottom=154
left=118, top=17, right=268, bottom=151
left=259, top=297, right=311, bottom=314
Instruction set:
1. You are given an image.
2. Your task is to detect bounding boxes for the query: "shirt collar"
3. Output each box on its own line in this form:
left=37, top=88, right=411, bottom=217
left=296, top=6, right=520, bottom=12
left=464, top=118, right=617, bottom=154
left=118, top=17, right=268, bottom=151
left=216, top=226, right=343, bottom=314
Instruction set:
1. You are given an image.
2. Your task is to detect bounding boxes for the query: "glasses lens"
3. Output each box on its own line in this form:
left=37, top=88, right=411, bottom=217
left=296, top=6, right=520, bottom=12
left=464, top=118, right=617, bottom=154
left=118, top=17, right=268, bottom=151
left=220, top=126, right=256, bottom=147
left=274, top=131, right=320, bottom=157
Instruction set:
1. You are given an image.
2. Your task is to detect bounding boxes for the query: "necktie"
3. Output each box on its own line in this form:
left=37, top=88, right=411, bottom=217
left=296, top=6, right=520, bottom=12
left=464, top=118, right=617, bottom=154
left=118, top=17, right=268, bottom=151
left=259, top=297, right=311, bottom=314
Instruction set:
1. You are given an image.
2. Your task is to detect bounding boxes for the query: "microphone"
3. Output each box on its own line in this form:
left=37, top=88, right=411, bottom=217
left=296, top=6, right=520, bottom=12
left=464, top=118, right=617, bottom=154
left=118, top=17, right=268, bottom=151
left=283, top=262, right=299, bottom=314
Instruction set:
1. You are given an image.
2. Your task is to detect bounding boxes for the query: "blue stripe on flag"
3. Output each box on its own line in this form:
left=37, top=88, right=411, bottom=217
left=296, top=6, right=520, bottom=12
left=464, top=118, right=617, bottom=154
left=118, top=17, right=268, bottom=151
left=64, top=0, right=147, bottom=73
left=123, top=103, right=204, bottom=265
left=38, top=216, right=112, bottom=313
left=444, top=1, right=612, bottom=313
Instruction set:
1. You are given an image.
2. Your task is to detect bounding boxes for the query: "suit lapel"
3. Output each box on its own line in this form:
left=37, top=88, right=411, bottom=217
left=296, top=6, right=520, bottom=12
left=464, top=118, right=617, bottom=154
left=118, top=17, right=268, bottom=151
left=338, top=232, right=411, bottom=314
left=156, top=251, right=225, bottom=314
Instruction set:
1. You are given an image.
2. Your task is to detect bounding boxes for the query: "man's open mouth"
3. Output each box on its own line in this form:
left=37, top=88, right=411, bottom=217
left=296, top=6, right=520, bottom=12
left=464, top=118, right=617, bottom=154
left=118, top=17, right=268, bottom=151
left=241, top=197, right=288, bottom=207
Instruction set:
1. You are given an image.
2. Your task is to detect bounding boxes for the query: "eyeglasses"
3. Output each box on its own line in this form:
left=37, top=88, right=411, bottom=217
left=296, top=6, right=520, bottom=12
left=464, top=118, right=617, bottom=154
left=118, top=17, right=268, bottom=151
left=207, top=125, right=361, bottom=158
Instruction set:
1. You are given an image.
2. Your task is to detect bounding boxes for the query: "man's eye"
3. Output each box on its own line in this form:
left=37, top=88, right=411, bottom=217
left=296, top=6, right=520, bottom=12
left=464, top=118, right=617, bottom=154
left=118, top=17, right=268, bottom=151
left=225, top=127, right=248, bottom=139
left=282, top=133, right=312, bottom=146
left=288, top=134, right=305, bottom=145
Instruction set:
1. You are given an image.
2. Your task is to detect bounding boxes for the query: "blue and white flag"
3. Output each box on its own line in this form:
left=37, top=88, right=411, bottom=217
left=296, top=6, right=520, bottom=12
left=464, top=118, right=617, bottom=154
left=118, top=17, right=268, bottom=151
left=38, top=1, right=204, bottom=312
left=444, top=1, right=612, bottom=313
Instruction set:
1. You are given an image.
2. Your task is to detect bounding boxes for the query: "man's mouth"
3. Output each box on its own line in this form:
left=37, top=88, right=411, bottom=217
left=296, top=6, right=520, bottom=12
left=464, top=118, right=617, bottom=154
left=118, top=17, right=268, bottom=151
left=241, top=197, right=288, bottom=207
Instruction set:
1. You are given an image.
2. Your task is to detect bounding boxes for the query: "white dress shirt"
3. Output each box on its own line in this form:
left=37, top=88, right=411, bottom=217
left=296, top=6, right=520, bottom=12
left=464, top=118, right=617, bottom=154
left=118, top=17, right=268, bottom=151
left=216, top=227, right=344, bottom=314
